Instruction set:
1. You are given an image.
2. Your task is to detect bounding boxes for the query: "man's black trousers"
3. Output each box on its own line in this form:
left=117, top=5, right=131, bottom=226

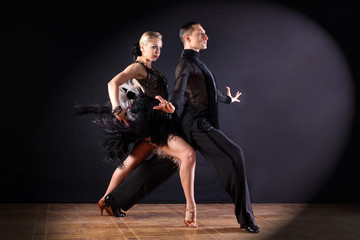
left=110, top=117, right=255, bottom=224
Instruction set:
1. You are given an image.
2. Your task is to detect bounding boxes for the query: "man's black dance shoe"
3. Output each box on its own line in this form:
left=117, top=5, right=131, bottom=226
left=240, top=221, right=260, bottom=233
left=104, top=194, right=126, bottom=217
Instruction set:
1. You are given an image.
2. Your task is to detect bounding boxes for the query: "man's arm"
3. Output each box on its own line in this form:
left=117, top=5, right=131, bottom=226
left=217, top=89, right=232, bottom=104
left=168, top=59, right=193, bottom=116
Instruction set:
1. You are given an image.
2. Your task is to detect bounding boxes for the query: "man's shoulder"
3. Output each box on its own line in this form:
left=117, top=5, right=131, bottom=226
left=175, top=57, right=196, bottom=77
left=177, top=56, right=194, bottom=67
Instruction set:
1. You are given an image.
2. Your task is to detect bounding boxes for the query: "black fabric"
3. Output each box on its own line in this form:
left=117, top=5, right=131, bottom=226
left=111, top=154, right=178, bottom=211
left=169, top=49, right=231, bottom=129
left=134, top=61, right=169, bottom=99
left=74, top=102, right=139, bottom=167
left=190, top=117, right=254, bottom=224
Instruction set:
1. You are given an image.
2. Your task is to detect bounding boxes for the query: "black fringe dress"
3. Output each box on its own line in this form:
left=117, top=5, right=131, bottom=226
left=76, top=61, right=181, bottom=167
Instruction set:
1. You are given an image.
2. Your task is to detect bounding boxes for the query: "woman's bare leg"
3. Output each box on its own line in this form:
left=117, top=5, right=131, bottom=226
left=100, top=140, right=154, bottom=200
left=159, top=135, right=197, bottom=224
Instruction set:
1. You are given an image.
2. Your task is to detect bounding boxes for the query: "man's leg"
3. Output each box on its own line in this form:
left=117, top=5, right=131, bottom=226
left=191, top=118, right=255, bottom=225
left=110, top=154, right=178, bottom=211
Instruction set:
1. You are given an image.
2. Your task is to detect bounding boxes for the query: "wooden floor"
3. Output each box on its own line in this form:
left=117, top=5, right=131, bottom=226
left=0, top=203, right=359, bottom=240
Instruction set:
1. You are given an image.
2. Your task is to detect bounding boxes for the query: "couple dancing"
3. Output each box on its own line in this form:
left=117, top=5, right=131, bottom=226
left=84, top=22, right=259, bottom=233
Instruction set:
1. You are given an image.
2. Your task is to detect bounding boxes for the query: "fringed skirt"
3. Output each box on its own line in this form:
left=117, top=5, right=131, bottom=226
left=75, top=84, right=182, bottom=168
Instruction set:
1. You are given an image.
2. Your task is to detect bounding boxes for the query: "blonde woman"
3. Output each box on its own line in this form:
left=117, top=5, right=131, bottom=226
left=84, top=32, right=197, bottom=228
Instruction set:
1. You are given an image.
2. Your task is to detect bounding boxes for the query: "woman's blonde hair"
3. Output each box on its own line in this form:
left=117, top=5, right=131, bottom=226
left=139, top=31, right=162, bottom=46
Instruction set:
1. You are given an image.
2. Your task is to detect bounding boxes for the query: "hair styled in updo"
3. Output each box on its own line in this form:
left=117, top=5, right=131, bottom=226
left=131, top=31, right=163, bottom=58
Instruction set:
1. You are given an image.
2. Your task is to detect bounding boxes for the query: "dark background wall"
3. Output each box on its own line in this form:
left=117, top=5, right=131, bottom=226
left=1, top=0, right=359, bottom=204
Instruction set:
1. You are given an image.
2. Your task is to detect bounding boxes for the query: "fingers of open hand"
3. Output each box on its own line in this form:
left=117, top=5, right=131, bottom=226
left=155, top=95, right=166, bottom=103
left=153, top=102, right=174, bottom=113
left=226, top=86, right=231, bottom=96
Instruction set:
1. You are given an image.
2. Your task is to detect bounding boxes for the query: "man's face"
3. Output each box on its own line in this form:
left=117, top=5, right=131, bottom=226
left=186, top=24, right=209, bottom=51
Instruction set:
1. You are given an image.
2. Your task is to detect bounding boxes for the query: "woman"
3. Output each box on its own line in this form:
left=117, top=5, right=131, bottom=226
left=91, top=31, right=197, bottom=228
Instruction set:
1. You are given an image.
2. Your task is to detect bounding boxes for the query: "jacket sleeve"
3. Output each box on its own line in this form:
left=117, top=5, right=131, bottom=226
left=217, top=89, right=231, bottom=104
left=168, top=59, right=193, bottom=116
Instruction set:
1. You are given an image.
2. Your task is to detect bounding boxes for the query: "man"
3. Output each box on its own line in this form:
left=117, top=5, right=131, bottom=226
left=106, top=22, right=259, bottom=233
left=169, top=22, right=259, bottom=233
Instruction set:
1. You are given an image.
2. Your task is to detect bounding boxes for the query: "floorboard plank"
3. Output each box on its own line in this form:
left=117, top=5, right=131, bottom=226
left=0, top=203, right=359, bottom=239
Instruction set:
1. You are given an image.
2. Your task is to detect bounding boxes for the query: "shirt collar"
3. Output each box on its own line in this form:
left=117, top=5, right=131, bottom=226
left=182, top=49, right=200, bottom=60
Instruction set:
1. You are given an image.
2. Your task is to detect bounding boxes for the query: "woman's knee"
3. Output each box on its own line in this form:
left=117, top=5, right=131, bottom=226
left=181, top=147, right=196, bottom=165
left=123, top=155, right=142, bottom=171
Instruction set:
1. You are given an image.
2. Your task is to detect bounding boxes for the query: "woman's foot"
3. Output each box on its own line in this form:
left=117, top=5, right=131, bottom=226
left=98, top=199, right=114, bottom=216
left=184, top=205, right=198, bottom=228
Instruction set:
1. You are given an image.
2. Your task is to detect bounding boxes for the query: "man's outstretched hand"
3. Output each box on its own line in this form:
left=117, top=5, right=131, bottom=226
left=226, top=86, right=242, bottom=103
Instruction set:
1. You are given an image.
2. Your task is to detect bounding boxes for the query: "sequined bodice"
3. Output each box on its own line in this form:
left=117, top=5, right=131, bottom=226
left=135, top=61, right=168, bottom=99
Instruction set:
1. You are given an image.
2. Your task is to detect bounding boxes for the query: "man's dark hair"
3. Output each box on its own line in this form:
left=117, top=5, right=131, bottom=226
left=179, top=21, right=200, bottom=43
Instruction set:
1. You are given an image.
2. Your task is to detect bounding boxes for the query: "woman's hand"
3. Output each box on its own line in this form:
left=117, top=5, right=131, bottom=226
left=153, top=95, right=175, bottom=113
left=226, top=86, right=242, bottom=103
left=113, top=105, right=131, bottom=127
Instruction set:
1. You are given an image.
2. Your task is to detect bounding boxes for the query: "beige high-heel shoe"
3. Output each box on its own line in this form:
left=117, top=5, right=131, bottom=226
left=98, top=199, right=114, bottom=216
left=184, top=206, right=198, bottom=228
